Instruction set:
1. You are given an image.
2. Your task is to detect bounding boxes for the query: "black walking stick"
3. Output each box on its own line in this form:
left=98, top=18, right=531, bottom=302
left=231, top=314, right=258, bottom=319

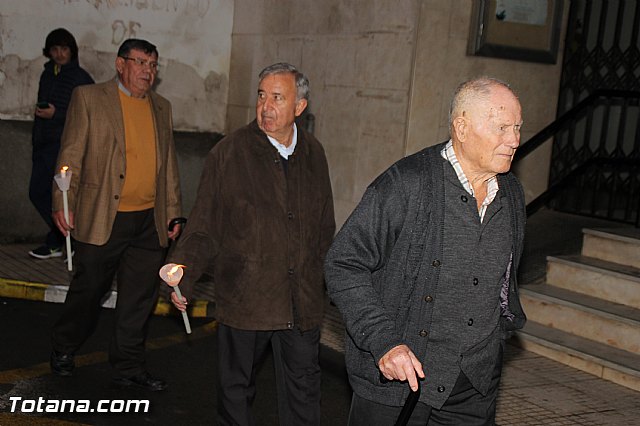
left=395, top=383, right=421, bottom=426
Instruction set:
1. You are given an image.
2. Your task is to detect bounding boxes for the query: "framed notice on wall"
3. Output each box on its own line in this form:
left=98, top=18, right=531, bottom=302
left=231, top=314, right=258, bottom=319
left=468, top=0, right=564, bottom=64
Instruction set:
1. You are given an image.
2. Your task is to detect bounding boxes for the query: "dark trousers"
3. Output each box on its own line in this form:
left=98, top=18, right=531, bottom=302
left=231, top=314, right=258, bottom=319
left=216, top=323, right=321, bottom=426
left=29, top=143, right=64, bottom=249
left=348, top=346, right=504, bottom=426
left=51, top=209, right=166, bottom=377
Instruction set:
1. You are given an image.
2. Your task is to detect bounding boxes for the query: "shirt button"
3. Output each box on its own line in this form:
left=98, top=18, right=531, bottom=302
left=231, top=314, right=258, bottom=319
left=288, top=268, right=294, bottom=275
left=287, top=212, right=294, bottom=220
left=473, top=278, right=478, bottom=286
left=461, top=195, right=468, bottom=202
left=424, top=295, right=433, bottom=303
left=418, top=329, right=428, bottom=337
left=468, top=318, right=474, bottom=326
left=437, top=385, right=445, bottom=393
left=432, top=260, right=441, bottom=267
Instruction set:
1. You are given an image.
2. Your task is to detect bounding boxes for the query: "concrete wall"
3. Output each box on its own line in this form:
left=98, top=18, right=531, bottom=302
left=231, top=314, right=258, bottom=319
left=229, top=0, right=568, bottom=227
left=0, top=0, right=570, bottom=243
left=229, top=0, right=420, bottom=227
left=0, top=0, right=233, bottom=132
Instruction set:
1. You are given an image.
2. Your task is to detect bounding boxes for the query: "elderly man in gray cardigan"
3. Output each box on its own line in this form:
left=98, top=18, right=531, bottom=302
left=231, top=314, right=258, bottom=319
left=325, top=77, right=526, bottom=425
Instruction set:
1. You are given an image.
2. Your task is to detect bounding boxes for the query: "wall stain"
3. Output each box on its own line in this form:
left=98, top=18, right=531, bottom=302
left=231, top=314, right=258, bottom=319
left=0, top=50, right=227, bottom=133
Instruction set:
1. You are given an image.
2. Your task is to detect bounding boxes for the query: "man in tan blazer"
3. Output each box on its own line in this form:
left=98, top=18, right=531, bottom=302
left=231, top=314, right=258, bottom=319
left=50, top=38, right=182, bottom=392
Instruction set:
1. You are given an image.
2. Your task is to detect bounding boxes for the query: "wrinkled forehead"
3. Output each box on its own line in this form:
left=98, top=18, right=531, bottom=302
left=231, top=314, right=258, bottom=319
left=485, top=89, right=522, bottom=121
left=258, top=72, right=296, bottom=92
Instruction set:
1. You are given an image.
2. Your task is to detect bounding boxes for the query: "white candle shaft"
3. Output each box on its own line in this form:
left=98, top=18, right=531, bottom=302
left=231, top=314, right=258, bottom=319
left=173, top=286, right=192, bottom=334
left=62, top=190, right=73, bottom=271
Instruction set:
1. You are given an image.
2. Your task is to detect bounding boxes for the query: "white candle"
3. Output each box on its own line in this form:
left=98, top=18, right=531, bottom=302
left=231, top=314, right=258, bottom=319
left=159, top=263, right=192, bottom=334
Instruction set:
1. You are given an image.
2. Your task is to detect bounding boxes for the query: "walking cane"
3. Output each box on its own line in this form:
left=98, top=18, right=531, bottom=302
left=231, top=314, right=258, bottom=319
left=395, top=383, right=421, bottom=426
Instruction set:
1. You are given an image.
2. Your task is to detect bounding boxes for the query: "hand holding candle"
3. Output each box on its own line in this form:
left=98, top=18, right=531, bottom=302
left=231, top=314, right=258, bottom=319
left=53, top=166, right=73, bottom=272
left=159, top=263, right=192, bottom=334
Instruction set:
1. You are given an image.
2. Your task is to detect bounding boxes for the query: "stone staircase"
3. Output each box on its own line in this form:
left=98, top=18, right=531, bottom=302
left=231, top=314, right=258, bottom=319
left=516, top=227, right=640, bottom=392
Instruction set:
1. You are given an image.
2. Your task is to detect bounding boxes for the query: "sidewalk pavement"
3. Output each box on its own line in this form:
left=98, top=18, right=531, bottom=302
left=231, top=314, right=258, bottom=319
left=2, top=239, right=640, bottom=425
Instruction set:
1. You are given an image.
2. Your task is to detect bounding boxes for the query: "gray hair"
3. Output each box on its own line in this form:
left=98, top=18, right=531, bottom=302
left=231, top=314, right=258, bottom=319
left=258, top=62, right=310, bottom=101
left=449, top=77, right=517, bottom=128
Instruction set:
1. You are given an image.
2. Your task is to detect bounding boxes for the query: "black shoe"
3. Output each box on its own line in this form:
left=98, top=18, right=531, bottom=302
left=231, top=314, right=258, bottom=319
left=50, top=351, right=75, bottom=376
left=112, top=371, right=167, bottom=392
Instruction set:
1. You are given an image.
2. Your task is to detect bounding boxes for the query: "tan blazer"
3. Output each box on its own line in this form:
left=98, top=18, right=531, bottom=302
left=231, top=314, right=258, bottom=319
left=53, top=79, right=181, bottom=247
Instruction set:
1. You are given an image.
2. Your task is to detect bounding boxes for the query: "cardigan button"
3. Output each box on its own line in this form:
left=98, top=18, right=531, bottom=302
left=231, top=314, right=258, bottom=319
left=114, top=195, right=119, bottom=200
left=424, top=295, right=433, bottom=303
left=461, top=195, right=468, bottom=202
left=473, top=277, right=478, bottom=286
left=418, top=329, right=428, bottom=337
left=119, top=174, right=124, bottom=179
left=437, top=385, right=445, bottom=393
left=467, top=318, right=474, bottom=326
left=286, top=322, right=293, bottom=329
left=288, top=268, right=294, bottom=275
left=432, top=260, right=440, bottom=267
left=287, top=212, right=294, bottom=220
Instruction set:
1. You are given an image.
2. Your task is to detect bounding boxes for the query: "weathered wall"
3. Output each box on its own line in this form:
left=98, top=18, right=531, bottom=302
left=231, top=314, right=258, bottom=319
left=229, top=0, right=568, bottom=228
left=0, top=0, right=570, bottom=243
left=0, top=0, right=233, bottom=132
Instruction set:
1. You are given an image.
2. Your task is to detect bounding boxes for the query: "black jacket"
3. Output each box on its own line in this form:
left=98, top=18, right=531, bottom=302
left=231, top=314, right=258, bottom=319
left=325, top=142, right=527, bottom=408
left=32, top=58, right=94, bottom=149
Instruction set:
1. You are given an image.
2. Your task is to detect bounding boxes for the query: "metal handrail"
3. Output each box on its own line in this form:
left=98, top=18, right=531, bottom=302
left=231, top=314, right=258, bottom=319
left=513, top=89, right=640, bottom=225
left=514, top=89, right=640, bottom=162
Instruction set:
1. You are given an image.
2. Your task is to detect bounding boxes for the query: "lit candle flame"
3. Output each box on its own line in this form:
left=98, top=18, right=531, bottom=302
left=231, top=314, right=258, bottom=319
left=61, top=166, right=68, bottom=178
left=168, top=264, right=184, bottom=275
left=167, top=264, right=185, bottom=282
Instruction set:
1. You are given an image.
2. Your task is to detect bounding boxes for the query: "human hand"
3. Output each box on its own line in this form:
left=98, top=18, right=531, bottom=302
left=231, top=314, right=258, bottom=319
left=35, top=103, right=55, bottom=119
left=167, top=223, right=182, bottom=241
left=378, top=344, right=425, bottom=391
left=170, top=290, right=188, bottom=312
left=53, top=210, right=74, bottom=237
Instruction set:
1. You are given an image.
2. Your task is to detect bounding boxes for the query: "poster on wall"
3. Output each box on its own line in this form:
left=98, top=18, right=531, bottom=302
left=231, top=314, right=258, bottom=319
left=467, top=0, right=564, bottom=64
left=0, top=0, right=234, bottom=132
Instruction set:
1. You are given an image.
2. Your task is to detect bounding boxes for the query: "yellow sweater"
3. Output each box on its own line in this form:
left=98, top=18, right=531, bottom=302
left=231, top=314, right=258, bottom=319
left=118, top=90, right=157, bottom=211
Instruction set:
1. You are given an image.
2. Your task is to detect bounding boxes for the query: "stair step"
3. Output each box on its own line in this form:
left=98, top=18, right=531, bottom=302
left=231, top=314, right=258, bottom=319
left=519, top=284, right=640, bottom=353
left=546, top=254, right=640, bottom=308
left=515, top=321, right=640, bottom=392
left=582, top=228, right=640, bottom=269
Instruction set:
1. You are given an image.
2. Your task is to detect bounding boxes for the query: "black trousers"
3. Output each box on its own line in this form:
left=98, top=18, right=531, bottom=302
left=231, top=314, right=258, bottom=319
left=216, top=323, right=321, bottom=426
left=29, top=143, right=64, bottom=249
left=348, top=346, right=504, bottom=426
left=51, top=209, right=166, bottom=377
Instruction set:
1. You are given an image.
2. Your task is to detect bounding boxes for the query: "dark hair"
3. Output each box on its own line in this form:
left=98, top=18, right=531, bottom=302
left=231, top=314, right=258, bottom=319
left=43, top=28, right=79, bottom=60
left=117, top=39, right=158, bottom=58
left=259, top=62, right=310, bottom=101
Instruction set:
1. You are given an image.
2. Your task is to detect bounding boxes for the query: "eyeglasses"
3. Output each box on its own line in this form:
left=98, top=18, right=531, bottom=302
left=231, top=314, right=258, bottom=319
left=121, top=56, right=159, bottom=71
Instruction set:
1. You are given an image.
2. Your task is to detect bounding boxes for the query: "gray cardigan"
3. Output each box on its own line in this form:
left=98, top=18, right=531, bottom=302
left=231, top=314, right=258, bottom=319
left=324, top=142, right=526, bottom=408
